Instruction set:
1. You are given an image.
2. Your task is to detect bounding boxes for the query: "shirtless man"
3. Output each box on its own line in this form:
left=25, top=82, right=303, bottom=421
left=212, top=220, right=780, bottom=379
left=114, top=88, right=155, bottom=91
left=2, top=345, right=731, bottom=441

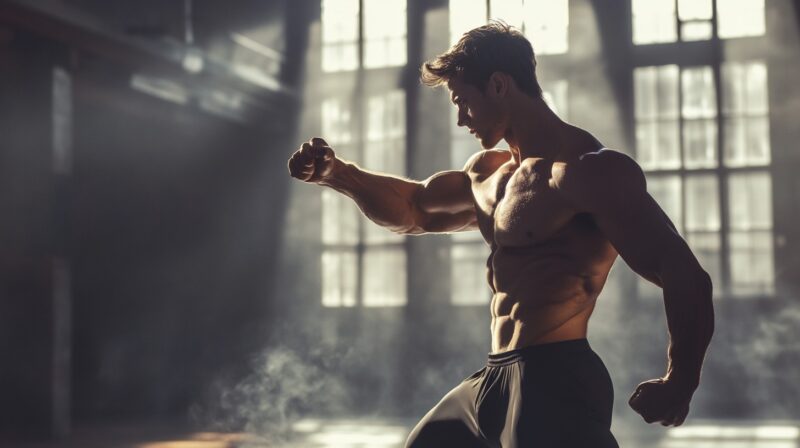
left=287, top=22, right=714, bottom=447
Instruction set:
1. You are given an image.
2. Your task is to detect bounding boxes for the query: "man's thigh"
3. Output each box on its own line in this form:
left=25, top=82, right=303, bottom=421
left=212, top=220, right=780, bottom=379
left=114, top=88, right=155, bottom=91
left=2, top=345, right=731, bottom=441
left=405, top=376, right=487, bottom=448
left=501, top=357, right=618, bottom=448
left=502, top=412, right=619, bottom=448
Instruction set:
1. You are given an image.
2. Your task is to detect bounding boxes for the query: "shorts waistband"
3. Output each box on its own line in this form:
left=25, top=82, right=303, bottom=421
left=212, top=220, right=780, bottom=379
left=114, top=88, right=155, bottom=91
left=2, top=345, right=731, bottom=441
left=486, top=338, right=591, bottom=367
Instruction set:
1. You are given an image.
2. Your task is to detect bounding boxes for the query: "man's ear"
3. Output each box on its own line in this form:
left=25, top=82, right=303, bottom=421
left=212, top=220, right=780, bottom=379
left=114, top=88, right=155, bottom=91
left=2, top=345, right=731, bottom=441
left=488, top=72, right=509, bottom=98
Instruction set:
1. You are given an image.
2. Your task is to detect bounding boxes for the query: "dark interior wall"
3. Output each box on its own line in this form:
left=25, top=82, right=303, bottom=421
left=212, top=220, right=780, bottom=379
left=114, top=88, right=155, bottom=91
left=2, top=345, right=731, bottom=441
left=0, top=0, right=304, bottom=433
left=0, top=32, right=62, bottom=433
left=70, top=71, right=282, bottom=418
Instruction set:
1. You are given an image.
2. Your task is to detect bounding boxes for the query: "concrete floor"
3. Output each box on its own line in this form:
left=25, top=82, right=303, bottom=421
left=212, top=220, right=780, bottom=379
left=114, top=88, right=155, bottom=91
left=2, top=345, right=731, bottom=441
left=2, top=418, right=799, bottom=448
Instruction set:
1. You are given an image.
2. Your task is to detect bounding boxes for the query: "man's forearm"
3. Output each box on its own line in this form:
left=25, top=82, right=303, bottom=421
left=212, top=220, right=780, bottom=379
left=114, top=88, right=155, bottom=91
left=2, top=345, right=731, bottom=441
left=319, top=158, right=424, bottom=234
left=662, top=267, right=715, bottom=390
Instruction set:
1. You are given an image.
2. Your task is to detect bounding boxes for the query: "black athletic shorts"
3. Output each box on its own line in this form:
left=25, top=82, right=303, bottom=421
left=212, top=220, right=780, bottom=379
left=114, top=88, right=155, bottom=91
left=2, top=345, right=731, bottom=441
left=405, top=339, right=619, bottom=448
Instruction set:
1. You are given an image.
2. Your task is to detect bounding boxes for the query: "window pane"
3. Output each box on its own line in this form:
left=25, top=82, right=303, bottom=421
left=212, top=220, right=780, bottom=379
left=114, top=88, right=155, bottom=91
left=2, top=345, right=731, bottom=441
left=728, top=172, right=772, bottom=230
left=635, top=66, right=680, bottom=170
left=522, top=0, right=569, bottom=55
left=724, top=117, right=771, bottom=167
left=364, top=0, right=406, bottom=39
left=686, top=232, right=722, bottom=298
left=681, top=22, right=713, bottom=41
left=635, top=65, right=680, bottom=119
left=322, top=250, right=358, bottom=307
left=322, top=190, right=360, bottom=244
left=366, top=90, right=405, bottom=166
left=646, top=175, right=683, bottom=234
left=490, top=0, right=524, bottom=29
left=450, top=0, right=488, bottom=44
left=363, top=247, right=407, bottom=306
left=451, top=244, right=492, bottom=305
left=683, top=119, right=718, bottom=168
left=322, top=0, right=359, bottom=43
left=363, top=0, right=407, bottom=68
left=729, top=231, right=774, bottom=296
left=322, top=98, right=354, bottom=145
left=632, top=0, right=677, bottom=44
left=682, top=67, right=717, bottom=120
left=722, top=63, right=747, bottom=115
left=722, top=62, right=769, bottom=115
left=322, top=0, right=359, bottom=72
left=364, top=37, right=408, bottom=69
left=722, top=62, right=770, bottom=167
left=542, top=80, right=568, bottom=119
left=744, top=63, right=769, bottom=114
left=678, top=0, right=712, bottom=20
left=363, top=137, right=405, bottom=183
left=322, top=43, right=358, bottom=73
left=636, top=120, right=681, bottom=170
left=685, top=175, right=720, bottom=231
left=717, top=0, right=765, bottom=39
left=743, top=117, right=771, bottom=164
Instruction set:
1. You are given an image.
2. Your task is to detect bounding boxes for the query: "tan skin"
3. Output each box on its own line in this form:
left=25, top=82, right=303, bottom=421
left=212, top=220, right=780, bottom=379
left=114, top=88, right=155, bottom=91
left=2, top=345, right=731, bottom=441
left=288, top=72, right=713, bottom=428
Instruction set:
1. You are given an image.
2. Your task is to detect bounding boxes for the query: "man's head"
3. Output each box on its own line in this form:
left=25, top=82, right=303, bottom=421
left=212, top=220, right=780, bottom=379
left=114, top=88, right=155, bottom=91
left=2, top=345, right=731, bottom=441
left=421, top=21, right=543, bottom=148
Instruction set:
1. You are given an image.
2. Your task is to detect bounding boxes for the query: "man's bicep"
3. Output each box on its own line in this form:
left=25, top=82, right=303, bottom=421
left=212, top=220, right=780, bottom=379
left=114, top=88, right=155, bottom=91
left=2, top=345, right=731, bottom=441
left=593, top=192, right=686, bottom=287
left=416, top=170, right=474, bottom=214
left=563, top=150, right=689, bottom=287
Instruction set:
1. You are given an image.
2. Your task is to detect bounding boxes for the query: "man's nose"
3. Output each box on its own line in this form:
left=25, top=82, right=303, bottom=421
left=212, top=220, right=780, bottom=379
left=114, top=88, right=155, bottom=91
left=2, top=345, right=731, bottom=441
left=457, top=111, right=468, bottom=127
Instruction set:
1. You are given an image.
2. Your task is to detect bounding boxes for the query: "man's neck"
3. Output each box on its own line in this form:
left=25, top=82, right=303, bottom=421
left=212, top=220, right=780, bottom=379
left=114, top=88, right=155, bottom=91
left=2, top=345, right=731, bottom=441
left=504, top=97, right=568, bottom=163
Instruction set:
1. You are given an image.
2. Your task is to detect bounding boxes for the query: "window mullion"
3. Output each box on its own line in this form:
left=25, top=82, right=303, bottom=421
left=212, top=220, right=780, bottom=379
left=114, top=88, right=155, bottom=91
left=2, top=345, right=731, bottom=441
left=355, top=0, right=366, bottom=307
left=712, top=30, right=732, bottom=298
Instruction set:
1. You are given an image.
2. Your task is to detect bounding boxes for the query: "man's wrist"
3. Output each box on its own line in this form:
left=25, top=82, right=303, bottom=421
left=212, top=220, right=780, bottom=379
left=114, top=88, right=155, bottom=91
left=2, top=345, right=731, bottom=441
left=664, top=369, right=700, bottom=392
left=319, top=158, right=351, bottom=186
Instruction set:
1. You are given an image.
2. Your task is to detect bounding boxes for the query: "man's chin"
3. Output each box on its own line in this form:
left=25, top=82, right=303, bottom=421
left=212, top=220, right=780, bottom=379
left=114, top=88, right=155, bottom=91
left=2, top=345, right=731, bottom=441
left=479, top=135, right=501, bottom=150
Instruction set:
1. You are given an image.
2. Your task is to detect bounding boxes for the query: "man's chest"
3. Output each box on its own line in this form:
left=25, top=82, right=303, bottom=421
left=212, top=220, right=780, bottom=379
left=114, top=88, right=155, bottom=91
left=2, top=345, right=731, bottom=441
left=470, top=157, right=577, bottom=246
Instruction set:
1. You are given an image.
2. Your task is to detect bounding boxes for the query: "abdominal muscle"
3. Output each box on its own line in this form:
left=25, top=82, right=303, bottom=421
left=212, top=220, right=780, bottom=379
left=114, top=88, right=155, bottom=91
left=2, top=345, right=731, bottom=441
left=487, top=244, right=608, bottom=354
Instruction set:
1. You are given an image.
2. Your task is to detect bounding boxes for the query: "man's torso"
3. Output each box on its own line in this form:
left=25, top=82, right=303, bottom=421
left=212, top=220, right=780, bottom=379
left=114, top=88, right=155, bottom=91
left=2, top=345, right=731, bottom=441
left=465, top=141, right=619, bottom=353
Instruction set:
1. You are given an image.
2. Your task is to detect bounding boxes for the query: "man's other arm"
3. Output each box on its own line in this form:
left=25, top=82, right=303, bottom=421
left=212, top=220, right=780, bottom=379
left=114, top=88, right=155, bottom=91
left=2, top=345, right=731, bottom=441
left=558, top=149, right=714, bottom=427
left=288, top=137, right=478, bottom=235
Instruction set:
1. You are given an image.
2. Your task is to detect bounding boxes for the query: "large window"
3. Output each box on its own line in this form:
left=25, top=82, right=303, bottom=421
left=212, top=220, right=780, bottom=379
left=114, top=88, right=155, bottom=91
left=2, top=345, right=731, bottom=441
left=632, top=0, right=765, bottom=45
left=321, top=0, right=407, bottom=72
left=320, top=92, right=408, bottom=307
left=634, top=61, right=774, bottom=298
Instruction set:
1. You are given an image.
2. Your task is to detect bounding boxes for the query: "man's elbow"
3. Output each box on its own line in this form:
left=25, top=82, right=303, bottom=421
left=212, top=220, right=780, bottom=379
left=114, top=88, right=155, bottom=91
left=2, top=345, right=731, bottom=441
left=698, top=269, right=713, bottom=298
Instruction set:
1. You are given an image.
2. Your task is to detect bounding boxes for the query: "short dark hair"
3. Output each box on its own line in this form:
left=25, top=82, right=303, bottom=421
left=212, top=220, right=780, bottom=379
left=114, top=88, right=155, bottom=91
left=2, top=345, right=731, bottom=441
left=421, top=21, right=543, bottom=98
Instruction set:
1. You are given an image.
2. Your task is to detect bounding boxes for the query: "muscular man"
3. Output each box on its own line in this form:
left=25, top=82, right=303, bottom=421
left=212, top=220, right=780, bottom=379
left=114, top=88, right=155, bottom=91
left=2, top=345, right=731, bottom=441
left=288, top=22, right=714, bottom=447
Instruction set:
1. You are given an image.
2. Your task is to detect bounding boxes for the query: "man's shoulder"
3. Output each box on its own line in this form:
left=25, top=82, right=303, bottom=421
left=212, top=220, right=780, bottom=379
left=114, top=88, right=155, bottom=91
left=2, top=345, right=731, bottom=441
left=555, top=148, right=647, bottom=210
left=463, top=149, right=512, bottom=175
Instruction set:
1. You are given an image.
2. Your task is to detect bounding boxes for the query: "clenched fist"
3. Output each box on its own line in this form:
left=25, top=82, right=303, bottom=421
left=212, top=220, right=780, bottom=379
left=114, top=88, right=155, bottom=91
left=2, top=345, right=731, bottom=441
left=287, top=137, right=337, bottom=183
left=628, top=378, right=693, bottom=427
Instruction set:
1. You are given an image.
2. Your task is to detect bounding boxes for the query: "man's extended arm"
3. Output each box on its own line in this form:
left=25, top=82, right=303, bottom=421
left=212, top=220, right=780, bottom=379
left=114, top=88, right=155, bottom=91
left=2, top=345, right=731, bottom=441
left=288, top=137, right=477, bottom=235
left=559, top=149, right=714, bottom=427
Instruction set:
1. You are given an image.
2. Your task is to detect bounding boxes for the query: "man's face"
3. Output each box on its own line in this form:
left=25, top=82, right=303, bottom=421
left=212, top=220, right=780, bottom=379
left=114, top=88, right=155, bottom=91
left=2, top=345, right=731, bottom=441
left=448, top=77, right=505, bottom=149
